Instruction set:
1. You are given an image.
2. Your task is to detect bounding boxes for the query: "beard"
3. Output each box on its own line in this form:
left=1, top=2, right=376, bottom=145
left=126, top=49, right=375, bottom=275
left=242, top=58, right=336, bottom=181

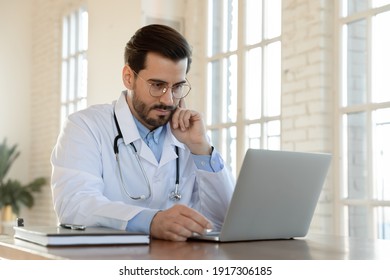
left=130, top=90, right=177, bottom=129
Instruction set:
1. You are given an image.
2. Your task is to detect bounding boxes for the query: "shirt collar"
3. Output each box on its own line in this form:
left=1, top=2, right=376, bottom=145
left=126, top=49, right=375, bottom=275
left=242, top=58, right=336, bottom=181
left=114, top=90, right=180, bottom=148
left=133, top=114, right=165, bottom=145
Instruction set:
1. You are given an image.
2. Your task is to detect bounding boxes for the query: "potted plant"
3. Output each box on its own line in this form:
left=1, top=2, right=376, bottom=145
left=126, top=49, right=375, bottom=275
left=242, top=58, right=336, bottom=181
left=0, top=138, right=46, bottom=222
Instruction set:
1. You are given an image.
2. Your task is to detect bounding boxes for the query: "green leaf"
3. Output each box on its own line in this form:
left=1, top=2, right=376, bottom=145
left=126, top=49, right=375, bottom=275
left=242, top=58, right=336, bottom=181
left=18, top=190, right=34, bottom=208
left=25, top=177, right=46, bottom=192
left=0, top=138, right=20, bottom=182
left=0, top=138, right=45, bottom=216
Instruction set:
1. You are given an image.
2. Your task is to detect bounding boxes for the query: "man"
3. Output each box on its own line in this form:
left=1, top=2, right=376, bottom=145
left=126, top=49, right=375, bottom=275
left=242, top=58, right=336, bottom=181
left=51, top=24, right=234, bottom=241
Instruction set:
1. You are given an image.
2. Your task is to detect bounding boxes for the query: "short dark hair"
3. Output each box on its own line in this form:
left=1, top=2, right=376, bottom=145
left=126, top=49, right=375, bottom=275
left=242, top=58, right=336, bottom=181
left=124, top=24, right=192, bottom=74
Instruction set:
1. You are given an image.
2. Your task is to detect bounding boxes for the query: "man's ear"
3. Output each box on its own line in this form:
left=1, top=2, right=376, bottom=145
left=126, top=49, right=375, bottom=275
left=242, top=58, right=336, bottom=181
left=122, top=65, right=134, bottom=90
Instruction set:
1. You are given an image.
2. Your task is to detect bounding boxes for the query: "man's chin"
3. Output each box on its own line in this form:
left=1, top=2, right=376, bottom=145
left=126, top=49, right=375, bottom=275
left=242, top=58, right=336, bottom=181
left=145, top=115, right=170, bottom=129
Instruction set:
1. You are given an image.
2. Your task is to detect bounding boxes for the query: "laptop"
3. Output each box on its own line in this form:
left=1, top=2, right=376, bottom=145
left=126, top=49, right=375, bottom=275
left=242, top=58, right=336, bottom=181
left=191, top=149, right=331, bottom=242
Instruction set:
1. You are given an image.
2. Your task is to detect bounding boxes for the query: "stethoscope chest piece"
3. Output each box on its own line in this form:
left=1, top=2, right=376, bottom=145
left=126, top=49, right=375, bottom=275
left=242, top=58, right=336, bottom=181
left=169, top=183, right=181, bottom=201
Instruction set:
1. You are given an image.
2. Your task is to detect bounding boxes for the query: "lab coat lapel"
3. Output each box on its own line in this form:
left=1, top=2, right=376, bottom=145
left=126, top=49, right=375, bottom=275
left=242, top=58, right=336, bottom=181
left=159, top=124, right=185, bottom=167
left=138, top=141, right=158, bottom=166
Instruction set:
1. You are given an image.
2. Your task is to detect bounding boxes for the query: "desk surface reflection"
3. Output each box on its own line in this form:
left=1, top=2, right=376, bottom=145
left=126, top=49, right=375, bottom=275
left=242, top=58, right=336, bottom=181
left=0, top=234, right=389, bottom=260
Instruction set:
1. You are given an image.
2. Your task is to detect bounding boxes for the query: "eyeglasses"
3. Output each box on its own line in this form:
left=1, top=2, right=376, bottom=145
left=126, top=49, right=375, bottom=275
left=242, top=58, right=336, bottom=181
left=133, top=71, right=191, bottom=99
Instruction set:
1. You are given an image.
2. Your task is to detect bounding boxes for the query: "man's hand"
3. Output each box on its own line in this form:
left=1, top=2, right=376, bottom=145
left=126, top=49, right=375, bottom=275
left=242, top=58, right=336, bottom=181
left=150, top=204, right=213, bottom=241
left=170, top=99, right=212, bottom=155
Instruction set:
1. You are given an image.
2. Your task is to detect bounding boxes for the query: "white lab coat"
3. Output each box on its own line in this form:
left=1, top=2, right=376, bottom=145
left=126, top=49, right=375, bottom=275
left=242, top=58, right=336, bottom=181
left=51, top=91, right=235, bottom=231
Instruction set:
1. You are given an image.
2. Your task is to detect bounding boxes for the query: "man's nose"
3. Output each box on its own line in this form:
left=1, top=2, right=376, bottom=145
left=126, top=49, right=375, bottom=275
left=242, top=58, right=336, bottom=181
left=159, top=87, right=175, bottom=105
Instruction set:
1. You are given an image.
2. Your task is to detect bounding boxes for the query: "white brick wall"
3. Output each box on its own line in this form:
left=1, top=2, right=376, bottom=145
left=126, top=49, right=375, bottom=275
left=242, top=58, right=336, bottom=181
left=23, top=0, right=66, bottom=226
left=281, top=0, right=335, bottom=234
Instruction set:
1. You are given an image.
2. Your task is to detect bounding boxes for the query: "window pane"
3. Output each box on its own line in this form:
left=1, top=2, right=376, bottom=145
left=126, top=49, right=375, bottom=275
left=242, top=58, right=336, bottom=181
left=69, top=12, right=76, bottom=55
left=266, top=120, right=280, bottom=150
left=223, top=55, right=237, bottom=123
left=68, top=57, right=76, bottom=100
left=343, top=112, right=367, bottom=199
left=208, top=0, right=222, bottom=56
left=79, top=9, right=89, bottom=51
left=264, top=0, right=281, bottom=39
left=207, top=56, right=237, bottom=125
left=373, top=108, right=390, bottom=200
left=245, top=47, right=262, bottom=120
left=342, top=20, right=367, bottom=106
left=61, top=62, right=68, bottom=103
left=229, top=0, right=238, bottom=52
left=372, top=0, right=390, bottom=8
left=207, top=60, right=222, bottom=125
left=61, top=8, right=88, bottom=125
left=209, top=129, right=221, bottom=152
left=78, top=53, right=88, bottom=98
left=372, top=11, right=390, bottom=103
left=342, top=0, right=369, bottom=17
left=245, top=0, right=262, bottom=45
left=222, top=126, right=236, bottom=175
left=77, top=99, right=87, bottom=112
left=347, top=205, right=369, bottom=238
left=208, top=0, right=238, bottom=56
left=247, top=123, right=261, bottom=149
left=68, top=103, right=75, bottom=116
left=376, top=207, right=390, bottom=240
left=264, top=42, right=281, bottom=116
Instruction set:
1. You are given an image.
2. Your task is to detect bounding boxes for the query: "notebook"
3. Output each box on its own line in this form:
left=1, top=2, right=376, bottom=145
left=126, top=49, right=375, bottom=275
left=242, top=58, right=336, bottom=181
left=191, top=149, right=331, bottom=242
left=14, top=225, right=150, bottom=246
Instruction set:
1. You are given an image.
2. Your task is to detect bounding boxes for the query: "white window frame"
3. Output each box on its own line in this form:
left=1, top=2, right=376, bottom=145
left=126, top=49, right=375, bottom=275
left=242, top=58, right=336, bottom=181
left=336, top=1, right=390, bottom=239
left=206, top=0, right=281, bottom=177
left=61, top=6, right=88, bottom=124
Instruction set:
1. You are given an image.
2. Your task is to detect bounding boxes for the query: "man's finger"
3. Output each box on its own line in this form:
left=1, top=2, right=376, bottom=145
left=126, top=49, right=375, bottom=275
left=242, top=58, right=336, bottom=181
left=179, top=206, right=213, bottom=230
left=179, top=98, right=187, bottom=109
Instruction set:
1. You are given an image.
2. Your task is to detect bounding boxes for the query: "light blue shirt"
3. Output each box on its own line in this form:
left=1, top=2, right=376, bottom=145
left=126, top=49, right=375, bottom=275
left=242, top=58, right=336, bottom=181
left=126, top=117, right=224, bottom=233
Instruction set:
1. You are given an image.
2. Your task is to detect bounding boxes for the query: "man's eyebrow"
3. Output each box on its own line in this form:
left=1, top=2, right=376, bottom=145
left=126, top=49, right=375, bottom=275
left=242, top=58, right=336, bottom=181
left=148, top=78, right=187, bottom=85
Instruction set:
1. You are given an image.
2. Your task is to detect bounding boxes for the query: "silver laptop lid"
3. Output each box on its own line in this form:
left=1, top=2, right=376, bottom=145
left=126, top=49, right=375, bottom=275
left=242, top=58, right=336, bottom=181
left=218, top=149, right=331, bottom=242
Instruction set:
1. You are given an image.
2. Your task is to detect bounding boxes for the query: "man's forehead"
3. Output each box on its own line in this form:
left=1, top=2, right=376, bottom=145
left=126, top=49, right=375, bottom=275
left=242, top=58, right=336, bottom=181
left=141, top=52, right=188, bottom=82
left=144, top=52, right=188, bottom=70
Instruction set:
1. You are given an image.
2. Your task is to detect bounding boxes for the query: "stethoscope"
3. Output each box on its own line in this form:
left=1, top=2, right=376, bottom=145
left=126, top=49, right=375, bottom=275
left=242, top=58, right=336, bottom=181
left=113, top=112, right=181, bottom=201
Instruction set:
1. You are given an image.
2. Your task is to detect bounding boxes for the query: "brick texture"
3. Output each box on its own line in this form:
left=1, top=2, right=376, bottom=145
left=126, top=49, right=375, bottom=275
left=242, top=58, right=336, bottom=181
left=281, top=0, right=335, bottom=234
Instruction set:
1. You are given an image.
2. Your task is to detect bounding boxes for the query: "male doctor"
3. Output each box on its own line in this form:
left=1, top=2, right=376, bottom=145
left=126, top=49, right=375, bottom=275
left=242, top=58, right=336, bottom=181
left=51, top=24, right=235, bottom=241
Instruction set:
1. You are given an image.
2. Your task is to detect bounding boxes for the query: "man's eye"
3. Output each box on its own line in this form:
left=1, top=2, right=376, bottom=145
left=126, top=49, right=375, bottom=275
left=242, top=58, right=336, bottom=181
left=151, top=82, right=167, bottom=90
left=172, top=84, right=184, bottom=91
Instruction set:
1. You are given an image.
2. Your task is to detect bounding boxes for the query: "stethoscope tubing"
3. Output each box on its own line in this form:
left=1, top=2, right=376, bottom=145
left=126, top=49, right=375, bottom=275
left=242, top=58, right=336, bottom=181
left=113, top=111, right=180, bottom=201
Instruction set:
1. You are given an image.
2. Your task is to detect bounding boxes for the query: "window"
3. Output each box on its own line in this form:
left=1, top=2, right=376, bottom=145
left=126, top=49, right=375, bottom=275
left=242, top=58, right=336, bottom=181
left=339, top=0, right=390, bottom=239
left=61, top=7, right=88, bottom=123
left=207, top=0, right=281, bottom=176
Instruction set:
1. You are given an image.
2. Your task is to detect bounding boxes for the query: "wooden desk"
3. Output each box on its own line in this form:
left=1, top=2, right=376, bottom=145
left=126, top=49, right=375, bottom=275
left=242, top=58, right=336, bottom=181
left=1, top=234, right=390, bottom=260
